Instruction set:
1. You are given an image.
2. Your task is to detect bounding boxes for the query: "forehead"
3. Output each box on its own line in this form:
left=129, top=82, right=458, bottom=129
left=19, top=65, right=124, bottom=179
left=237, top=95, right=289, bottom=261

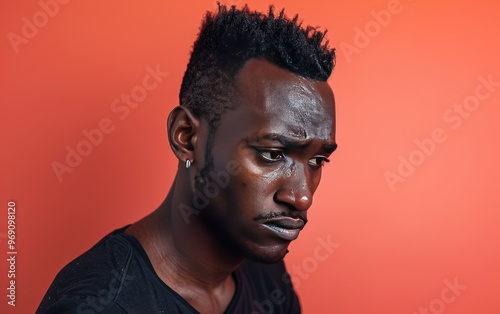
left=232, top=59, right=335, bottom=141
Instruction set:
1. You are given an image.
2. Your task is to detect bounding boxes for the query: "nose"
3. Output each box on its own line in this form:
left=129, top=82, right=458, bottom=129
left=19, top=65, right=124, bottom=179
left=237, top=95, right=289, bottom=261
left=274, top=162, right=314, bottom=212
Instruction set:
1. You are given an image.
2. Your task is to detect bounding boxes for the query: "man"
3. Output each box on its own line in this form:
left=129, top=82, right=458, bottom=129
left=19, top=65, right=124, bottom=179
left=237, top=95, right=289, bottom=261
left=38, top=4, right=336, bottom=313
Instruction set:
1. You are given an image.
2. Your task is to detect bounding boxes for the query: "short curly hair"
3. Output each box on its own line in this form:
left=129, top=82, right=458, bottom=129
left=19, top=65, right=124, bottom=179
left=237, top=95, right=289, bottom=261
left=179, top=3, right=335, bottom=173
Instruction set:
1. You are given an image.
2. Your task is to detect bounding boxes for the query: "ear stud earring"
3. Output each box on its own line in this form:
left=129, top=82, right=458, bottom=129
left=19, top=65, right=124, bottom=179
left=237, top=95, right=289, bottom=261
left=185, top=159, right=192, bottom=169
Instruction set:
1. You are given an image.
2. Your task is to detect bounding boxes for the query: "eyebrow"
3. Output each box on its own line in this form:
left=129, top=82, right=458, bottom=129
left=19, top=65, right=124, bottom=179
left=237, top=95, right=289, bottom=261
left=251, top=133, right=338, bottom=153
left=322, top=142, right=338, bottom=154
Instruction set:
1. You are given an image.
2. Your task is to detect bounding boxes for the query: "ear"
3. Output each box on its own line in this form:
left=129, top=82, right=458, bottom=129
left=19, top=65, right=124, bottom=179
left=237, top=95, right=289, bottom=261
left=167, top=106, right=199, bottom=164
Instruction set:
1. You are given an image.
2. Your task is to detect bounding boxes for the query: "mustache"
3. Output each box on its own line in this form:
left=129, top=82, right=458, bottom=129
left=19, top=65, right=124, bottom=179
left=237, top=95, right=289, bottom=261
left=254, top=211, right=307, bottom=223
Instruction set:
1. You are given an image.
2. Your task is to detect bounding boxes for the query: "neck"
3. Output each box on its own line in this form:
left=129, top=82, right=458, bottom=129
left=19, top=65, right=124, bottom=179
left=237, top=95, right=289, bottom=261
left=125, top=173, right=242, bottom=308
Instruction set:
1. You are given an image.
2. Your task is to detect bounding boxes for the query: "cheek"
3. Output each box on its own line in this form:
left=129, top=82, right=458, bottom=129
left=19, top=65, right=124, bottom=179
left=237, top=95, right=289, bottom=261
left=221, top=167, right=277, bottom=214
left=239, top=166, right=280, bottom=198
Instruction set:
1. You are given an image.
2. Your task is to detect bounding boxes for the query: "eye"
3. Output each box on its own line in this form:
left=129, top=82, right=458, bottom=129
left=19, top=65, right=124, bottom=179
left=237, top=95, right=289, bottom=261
left=259, top=150, right=286, bottom=162
left=308, top=155, right=330, bottom=168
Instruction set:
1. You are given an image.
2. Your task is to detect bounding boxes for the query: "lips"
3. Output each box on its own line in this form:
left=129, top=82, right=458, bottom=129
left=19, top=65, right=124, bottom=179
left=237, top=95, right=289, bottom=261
left=261, top=217, right=305, bottom=241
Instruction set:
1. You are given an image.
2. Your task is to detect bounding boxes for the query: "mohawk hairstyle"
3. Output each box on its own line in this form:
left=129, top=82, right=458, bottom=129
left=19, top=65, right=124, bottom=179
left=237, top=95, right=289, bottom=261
left=179, top=3, right=335, bottom=175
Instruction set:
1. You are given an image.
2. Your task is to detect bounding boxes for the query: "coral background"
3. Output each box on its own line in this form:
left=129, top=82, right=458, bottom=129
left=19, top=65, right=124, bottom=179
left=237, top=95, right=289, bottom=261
left=1, top=0, right=499, bottom=313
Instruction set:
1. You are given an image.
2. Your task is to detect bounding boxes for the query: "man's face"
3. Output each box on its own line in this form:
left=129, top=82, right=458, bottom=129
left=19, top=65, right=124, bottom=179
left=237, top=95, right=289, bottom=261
left=196, top=59, right=336, bottom=263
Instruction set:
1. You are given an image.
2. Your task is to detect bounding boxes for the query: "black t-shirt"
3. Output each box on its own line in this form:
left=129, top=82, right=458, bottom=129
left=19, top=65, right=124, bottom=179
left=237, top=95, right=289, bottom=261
left=37, top=227, right=301, bottom=313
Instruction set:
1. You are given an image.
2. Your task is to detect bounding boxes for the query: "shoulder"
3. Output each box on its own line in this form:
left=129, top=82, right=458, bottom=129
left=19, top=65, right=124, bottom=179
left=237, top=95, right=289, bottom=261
left=37, top=228, right=193, bottom=314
